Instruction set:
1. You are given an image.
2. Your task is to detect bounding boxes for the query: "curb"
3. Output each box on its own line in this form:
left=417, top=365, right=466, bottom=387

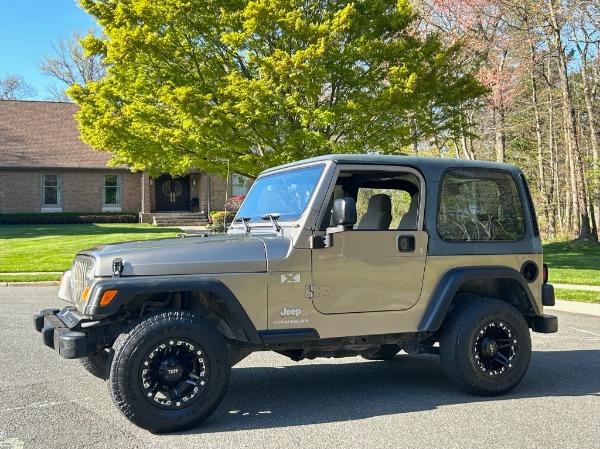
left=554, top=283, right=600, bottom=292
left=552, top=299, right=600, bottom=317
left=0, top=281, right=59, bottom=287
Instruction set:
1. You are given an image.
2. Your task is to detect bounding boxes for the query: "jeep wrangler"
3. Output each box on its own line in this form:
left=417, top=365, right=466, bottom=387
left=34, top=154, right=557, bottom=432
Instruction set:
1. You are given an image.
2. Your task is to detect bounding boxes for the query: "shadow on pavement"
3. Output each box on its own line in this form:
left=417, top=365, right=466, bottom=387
left=187, top=349, right=600, bottom=434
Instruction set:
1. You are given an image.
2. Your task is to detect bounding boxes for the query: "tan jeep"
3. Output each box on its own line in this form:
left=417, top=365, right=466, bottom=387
left=34, top=154, right=557, bottom=432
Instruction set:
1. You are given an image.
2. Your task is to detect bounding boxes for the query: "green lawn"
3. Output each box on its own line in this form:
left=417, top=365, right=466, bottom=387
left=542, top=240, right=600, bottom=304
left=542, top=240, right=600, bottom=286
left=0, top=224, right=183, bottom=281
left=554, top=289, right=600, bottom=303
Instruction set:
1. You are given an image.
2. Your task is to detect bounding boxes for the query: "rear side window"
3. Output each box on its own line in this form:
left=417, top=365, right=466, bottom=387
left=438, top=169, right=525, bottom=241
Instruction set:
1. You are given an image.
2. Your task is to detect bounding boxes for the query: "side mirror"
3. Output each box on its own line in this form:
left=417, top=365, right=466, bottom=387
left=332, top=197, right=357, bottom=229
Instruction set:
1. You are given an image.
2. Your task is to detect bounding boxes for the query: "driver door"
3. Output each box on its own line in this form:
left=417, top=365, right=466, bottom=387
left=311, top=230, right=427, bottom=313
left=310, top=167, right=427, bottom=314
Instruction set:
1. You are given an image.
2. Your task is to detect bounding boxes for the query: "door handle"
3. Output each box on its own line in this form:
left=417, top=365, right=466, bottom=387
left=397, top=235, right=415, bottom=252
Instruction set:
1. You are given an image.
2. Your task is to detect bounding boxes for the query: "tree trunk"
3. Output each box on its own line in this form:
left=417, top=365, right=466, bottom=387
left=547, top=0, right=591, bottom=239
left=563, top=119, right=575, bottom=236
left=460, top=111, right=475, bottom=160
left=494, top=106, right=506, bottom=163
left=575, top=38, right=599, bottom=241
left=528, top=40, right=550, bottom=233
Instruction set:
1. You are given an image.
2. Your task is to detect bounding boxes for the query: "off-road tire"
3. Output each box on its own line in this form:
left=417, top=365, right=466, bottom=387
left=440, top=297, right=531, bottom=396
left=108, top=310, right=231, bottom=433
left=79, top=348, right=110, bottom=379
left=362, top=344, right=401, bottom=360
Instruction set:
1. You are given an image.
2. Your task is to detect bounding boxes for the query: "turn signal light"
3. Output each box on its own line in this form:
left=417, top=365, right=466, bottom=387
left=100, top=290, right=118, bottom=306
left=82, top=286, right=91, bottom=302
left=543, top=263, right=549, bottom=284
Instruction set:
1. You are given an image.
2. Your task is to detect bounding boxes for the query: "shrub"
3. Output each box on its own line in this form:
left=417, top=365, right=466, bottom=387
left=209, top=210, right=236, bottom=225
left=225, top=194, right=245, bottom=211
left=0, top=212, right=138, bottom=225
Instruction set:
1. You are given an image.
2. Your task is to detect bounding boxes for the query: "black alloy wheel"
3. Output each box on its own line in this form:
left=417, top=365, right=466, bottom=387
left=440, top=297, right=531, bottom=396
left=140, top=337, right=209, bottom=410
left=108, top=310, right=231, bottom=433
left=472, top=320, right=518, bottom=378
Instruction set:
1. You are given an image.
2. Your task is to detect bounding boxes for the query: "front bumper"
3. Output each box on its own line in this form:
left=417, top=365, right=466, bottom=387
left=33, top=307, right=126, bottom=359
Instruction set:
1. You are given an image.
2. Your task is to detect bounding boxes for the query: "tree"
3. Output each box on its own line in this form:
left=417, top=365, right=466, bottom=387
left=0, top=73, right=37, bottom=100
left=417, top=0, right=599, bottom=241
left=40, top=29, right=106, bottom=102
left=545, top=0, right=592, bottom=239
left=71, top=0, right=485, bottom=177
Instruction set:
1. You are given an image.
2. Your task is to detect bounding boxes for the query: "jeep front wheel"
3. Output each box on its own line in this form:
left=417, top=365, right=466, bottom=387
left=440, top=297, right=531, bottom=396
left=79, top=348, right=110, bottom=379
left=108, top=310, right=231, bottom=432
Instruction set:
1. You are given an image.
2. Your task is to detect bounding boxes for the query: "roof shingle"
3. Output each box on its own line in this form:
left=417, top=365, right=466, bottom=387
left=0, top=100, right=113, bottom=169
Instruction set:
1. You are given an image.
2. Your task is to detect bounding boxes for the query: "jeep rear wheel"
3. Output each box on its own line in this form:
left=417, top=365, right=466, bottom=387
left=440, top=297, right=531, bottom=396
left=108, top=311, right=231, bottom=433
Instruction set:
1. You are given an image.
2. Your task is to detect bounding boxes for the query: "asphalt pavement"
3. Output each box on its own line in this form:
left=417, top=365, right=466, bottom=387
left=0, top=286, right=599, bottom=449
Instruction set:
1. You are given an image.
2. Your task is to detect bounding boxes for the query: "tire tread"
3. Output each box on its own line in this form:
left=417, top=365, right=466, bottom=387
left=440, top=297, right=531, bottom=396
left=108, top=310, right=230, bottom=432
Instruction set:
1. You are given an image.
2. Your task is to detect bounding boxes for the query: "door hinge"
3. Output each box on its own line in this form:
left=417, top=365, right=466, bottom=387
left=305, top=285, right=331, bottom=299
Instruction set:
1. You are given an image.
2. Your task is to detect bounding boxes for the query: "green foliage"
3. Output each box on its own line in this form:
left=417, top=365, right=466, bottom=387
left=0, top=212, right=138, bottom=225
left=72, top=0, right=485, bottom=177
left=209, top=210, right=237, bottom=225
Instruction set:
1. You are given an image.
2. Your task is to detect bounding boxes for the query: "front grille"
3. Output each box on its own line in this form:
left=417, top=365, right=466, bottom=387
left=70, top=256, right=94, bottom=306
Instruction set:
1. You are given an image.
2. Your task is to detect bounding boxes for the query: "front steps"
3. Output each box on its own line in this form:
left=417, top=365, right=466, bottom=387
left=143, top=213, right=210, bottom=227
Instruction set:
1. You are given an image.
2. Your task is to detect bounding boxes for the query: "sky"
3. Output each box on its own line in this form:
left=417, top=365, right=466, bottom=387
left=0, top=0, right=96, bottom=100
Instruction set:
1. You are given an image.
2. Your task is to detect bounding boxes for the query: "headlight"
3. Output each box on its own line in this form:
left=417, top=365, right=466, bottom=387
left=70, top=256, right=96, bottom=311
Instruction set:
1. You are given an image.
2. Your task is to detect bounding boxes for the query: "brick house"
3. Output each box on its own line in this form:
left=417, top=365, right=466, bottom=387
left=0, top=100, right=249, bottom=224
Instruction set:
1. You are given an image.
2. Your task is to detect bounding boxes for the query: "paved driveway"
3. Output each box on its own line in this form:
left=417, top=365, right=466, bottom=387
left=1, top=287, right=599, bottom=448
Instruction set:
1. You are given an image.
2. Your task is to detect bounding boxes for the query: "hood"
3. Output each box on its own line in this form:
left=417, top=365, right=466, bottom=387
left=81, top=234, right=277, bottom=277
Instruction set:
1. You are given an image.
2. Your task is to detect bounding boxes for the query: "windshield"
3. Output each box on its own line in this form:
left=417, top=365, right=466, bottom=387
left=235, top=165, right=324, bottom=222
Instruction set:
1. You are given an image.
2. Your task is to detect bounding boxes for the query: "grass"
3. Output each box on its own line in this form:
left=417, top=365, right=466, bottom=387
left=542, top=240, right=600, bottom=286
left=554, top=289, right=600, bottom=304
left=542, top=239, right=600, bottom=304
left=0, top=274, right=61, bottom=283
left=0, top=224, right=184, bottom=282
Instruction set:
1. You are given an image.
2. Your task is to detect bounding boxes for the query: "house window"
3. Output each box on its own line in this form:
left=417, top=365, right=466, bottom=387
left=231, top=174, right=250, bottom=196
left=41, top=174, right=62, bottom=211
left=102, top=175, right=121, bottom=211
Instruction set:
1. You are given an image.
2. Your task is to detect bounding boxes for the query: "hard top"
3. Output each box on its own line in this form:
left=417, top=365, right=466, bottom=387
left=261, top=154, right=523, bottom=179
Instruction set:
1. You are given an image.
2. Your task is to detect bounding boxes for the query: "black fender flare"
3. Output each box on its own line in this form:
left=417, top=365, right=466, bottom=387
left=418, top=266, right=536, bottom=332
left=86, top=275, right=262, bottom=344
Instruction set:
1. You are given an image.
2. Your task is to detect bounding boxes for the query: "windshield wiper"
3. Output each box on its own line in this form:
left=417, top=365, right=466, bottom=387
left=235, top=217, right=251, bottom=234
left=261, top=213, right=281, bottom=232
